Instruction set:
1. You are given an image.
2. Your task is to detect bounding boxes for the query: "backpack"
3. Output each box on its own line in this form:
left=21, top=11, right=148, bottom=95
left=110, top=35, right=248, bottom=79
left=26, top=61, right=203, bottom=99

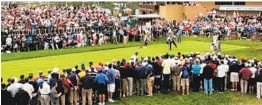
left=182, top=66, right=189, bottom=78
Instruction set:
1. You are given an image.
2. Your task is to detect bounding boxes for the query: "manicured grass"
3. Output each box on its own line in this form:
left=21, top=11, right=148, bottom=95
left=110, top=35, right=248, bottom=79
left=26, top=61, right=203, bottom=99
left=2, top=37, right=262, bottom=104
left=109, top=91, right=262, bottom=105
left=1, top=41, right=153, bottom=62
left=1, top=40, right=248, bottom=81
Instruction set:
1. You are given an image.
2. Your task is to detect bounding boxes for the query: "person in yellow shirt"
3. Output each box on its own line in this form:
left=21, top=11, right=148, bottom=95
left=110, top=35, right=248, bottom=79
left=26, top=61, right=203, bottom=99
left=78, top=63, right=86, bottom=79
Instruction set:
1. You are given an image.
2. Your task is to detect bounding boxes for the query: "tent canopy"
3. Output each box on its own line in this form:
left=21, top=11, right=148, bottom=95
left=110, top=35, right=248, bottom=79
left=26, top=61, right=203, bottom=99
left=130, top=14, right=161, bottom=19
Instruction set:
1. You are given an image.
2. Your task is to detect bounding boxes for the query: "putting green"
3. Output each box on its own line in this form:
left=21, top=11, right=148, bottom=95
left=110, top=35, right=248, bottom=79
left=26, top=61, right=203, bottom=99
left=1, top=40, right=247, bottom=81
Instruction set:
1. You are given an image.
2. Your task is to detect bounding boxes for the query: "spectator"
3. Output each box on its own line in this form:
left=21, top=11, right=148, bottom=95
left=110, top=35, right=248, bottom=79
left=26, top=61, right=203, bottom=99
left=203, top=62, right=214, bottom=95
left=256, top=69, right=262, bottom=99
left=249, top=63, right=257, bottom=94
left=50, top=82, right=62, bottom=105
left=106, top=64, right=117, bottom=102
left=94, top=67, right=108, bottom=105
left=146, top=60, right=155, bottom=96
left=126, top=62, right=134, bottom=96
left=239, top=64, right=252, bottom=94
left=21, top=78, right=34, bottom=99
left=7, top=78, right=22, bottom=97
left=216, top=60, right=229, bottom=93
left=172, top=63, right=182, bottom=91
left=67, top=69, right=79, bottom=105
left=18, top=75, right=26, bottom=84
left=135, top=61, right=146, bottom=96
left=161, top=55, right=173, bottom=91
left=80, top=70, right=94, bottom=105
left=229, top=60, right=240, bottom=91
left=180, top=62, right=191, bottom=95
left=14, top=88, right=31, bottom=105
left=191, top=59, right=201, bottom=92
left=39, top=78, right=51, bottom=105
left=1, top=79, right=15, bottom=105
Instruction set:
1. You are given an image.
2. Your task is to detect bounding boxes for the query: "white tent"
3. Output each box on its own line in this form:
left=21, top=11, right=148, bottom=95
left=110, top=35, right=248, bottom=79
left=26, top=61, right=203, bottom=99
left=130, top=14, right=161, bottom=19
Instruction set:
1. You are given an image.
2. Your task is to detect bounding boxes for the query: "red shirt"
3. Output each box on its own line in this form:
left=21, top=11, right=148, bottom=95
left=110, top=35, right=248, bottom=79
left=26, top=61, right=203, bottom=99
left=240, top=67, right=252, bottom=80
left=209, top=62, right=217, bottom=70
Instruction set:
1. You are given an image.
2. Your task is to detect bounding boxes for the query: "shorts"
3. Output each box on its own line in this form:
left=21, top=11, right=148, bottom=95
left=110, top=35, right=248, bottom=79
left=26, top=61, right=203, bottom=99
left=97, top=83, right=107, bottom=94
left=248, top=78, right=256, bottom=86
left=107, top=83, right=115, bottom=92
left=181, top=78, right=189, bottom=87
left=230, top=72, right=239, bottom=82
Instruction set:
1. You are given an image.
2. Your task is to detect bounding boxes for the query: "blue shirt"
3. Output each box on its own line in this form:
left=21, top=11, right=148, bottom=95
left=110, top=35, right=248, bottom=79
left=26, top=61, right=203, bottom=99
left=94, top=73, right=108, bottom=84
left=107, top=68, right=116, bottom=84
left=192, top=64, right=201, bottom=74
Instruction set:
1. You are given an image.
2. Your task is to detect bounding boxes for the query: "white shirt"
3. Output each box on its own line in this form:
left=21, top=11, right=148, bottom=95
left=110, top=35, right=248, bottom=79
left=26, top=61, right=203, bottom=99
left=249, top=67, right=257, bottom=78
left=39, top=82, right=51, bottom=95
left=131, top=55, right=137, bottom=62
left=162, top=59, right=173, bottom=74
left=7, top=82, right=22, bottom=97
left=22, top=83, right=34, bottom=99
left=217, top=64, right=229, bottom=77
left=200, top=63, right=206, bottom=74
left=6, top=37, right=12, bottom=45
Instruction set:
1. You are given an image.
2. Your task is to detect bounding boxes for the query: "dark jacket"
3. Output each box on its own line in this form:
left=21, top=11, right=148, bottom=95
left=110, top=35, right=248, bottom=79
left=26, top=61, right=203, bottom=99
left=81, top=75, right=94, bottom=89
left=1, top=89, right=15, bottom=105
left=135, top=65, right=146, bottom=79
left=203, top=65, right=214, bottom=80
left=256, top=73, right=262, bottom=82
left=15, top=88, right=30, bottom=105
left=119, top=66, right=127, bottom=79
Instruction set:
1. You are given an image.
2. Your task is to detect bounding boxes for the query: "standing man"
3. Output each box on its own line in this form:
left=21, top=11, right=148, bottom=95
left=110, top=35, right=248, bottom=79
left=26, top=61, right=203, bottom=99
left=191, top=59, right=201, bottom=92
left=161, top=55, right=173, bottom=91
left=216, top=61, right=229, bottom=93
left=80, top=70, right=94, bottom=105
left=203, top=62, right=214, bottom=95
left=67, top=69, right=79, bottom=105
left=106, top=64, right=117, bottom=103
left=256, top=69, right=262, bottom=99
left=180, top=62, right=191, bottom=95
left=239, top=64, right=252, bottom=94
left=94, top=67, right=108, bottom=105
left=171, top=64, right=182, bottom=92
left=146, top=60, right=155, bottom=96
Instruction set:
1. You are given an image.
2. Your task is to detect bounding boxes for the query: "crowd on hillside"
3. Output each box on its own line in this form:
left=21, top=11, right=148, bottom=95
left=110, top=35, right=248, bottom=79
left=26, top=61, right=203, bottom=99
left=1, top=4, right=262, bottom=53
left=2, top=52, right=262, bottom=105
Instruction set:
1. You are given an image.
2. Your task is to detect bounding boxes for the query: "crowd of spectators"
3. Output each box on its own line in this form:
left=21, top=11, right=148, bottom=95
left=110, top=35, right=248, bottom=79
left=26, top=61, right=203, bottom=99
left=1, top=4, right=173, bottom=53
left=2, top=52, right=262, bottom=105
left=176, top=10, right=262, bottom=39
left=1, top=4, right=262, bottom=53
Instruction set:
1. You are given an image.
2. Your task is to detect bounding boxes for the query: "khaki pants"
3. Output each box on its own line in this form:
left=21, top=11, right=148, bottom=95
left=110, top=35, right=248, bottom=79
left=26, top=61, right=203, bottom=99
left=40, top=95, right=50, bottom=105
left=123, top=36, right=128, bottom=44
left=61, top=94, right=65, bottom=105
left=70, top=88, right=78, bottom=105
left=257, top=82, right=262, bottom=99
left=127, top=77, right=133, bottom=96
left=147, top=77, right=154, bottom=96
left=172, top=76, right=181, bottom=91
left=122, top=79, right=128, bottom=96
left=181, top=78, right=189, bottom=89
left=82, top=88, right=93, bottom=105
left=241, top=79, right=248, bottom=94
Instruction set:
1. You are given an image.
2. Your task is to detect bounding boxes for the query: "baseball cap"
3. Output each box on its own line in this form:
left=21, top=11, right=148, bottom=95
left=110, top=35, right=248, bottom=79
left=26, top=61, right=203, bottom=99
left=81, top=63, right=85, bottom=67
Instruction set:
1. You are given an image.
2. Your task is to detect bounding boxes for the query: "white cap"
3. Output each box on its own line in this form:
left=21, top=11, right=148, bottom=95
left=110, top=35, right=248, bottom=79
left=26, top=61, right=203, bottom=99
left=245, top=63, right=249, bottom=67
left=225, top=54, right=229, bottom=58
left=53, top=67, right=59, bottom=73
left=72, top=68, right=76, bottom=72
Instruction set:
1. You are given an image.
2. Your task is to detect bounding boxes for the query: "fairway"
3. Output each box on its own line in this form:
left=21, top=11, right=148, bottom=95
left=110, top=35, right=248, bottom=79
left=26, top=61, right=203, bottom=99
left=1, top=40, right=247, bottom=81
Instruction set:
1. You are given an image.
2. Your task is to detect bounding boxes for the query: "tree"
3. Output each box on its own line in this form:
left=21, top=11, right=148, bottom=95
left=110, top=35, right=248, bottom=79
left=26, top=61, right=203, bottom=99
left=100, top=2, right=114, bottom=9
left=126, top=2, right=138, bottom=10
